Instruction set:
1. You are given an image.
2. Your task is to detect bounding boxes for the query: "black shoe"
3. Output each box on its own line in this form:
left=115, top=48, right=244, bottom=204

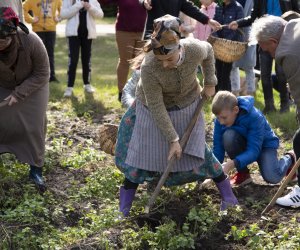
left=263, top=104, right=276, bottom=114
left=280, top=103, right=290, bottom=113
left=49, top=76, right=60, bottom=83
left=29, top=166, right=46, bottom=192
left=118, top=92, right=122, bottom=102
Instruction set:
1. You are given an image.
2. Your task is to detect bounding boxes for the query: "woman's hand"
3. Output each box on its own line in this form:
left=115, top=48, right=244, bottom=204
left=222, top=160, right=235, bottom=174
left=168, top=141, right=182, bottom=161
left=208, top=19, right=221, bottom=31
left=83, top=2, right=91, bottom=10
left=201, top=86, right=215, bottom=98
left=4, top=95, right=18, bottom=106
left=143, top=0, right=152, bottom=10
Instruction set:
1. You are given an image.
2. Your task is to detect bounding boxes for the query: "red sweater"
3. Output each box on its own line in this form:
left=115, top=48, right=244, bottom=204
left=109, top=0, right=146, bottom=32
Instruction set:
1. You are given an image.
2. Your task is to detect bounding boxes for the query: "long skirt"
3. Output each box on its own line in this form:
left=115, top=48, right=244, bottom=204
left=0, top=84, right=49, bottom=167
left=115, top=102, right=223, bottom=186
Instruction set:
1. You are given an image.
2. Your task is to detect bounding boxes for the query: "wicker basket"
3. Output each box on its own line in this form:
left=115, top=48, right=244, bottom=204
left=207, top=34, right=248, bottom=63
left=98, top=123, right=119, bottom=156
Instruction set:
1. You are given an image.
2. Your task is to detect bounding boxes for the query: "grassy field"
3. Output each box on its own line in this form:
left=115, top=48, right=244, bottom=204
left=0, top=25, right=300, bottom=249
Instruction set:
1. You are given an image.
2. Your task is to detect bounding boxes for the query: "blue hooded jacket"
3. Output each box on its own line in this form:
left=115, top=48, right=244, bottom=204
left=213, top=96, right=279, bottom=170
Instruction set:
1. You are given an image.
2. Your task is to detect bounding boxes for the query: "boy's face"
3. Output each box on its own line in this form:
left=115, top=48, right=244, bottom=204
left=216, top=106, right=239, bottom=127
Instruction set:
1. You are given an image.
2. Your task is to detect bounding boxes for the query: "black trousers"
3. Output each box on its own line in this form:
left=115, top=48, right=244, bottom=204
left=215, top=59, right=232, bottom=92
left=259, top=50, right=289, bottom=106
left=292, top=128, right=300, bottom=186
left=37, top=31, right=56, bottom=79
left=67, top=36, right=92, bottom=87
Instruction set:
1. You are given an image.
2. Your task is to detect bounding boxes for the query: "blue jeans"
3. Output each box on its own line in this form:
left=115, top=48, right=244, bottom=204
left=223, top=129, right=292, bottom=184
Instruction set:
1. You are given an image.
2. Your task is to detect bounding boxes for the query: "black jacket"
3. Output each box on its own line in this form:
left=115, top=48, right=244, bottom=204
left=237, top=0, right=299, bottom=27
left=139, top=0, right=209, bottom=39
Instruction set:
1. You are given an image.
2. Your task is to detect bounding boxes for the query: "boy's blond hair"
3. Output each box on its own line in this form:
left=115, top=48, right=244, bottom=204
left=212, top=91, right=238, bottom=115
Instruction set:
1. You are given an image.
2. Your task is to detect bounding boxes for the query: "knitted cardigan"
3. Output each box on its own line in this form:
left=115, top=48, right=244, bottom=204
left=136, top=38, right=217, bottom=142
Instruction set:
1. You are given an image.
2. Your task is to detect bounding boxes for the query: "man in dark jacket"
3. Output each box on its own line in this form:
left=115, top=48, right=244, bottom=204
left=228, top=0, right=299, bottom=114
left=139, top=0, right=221, bottom=39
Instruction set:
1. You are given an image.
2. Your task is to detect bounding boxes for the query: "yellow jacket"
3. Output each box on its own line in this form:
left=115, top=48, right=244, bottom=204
left=23, top=0, right=62, bottom=32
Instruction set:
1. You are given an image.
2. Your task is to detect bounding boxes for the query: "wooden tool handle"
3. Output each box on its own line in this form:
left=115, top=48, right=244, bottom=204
left=261, top=158, right=300, bottom=215
left=145, top=95, right=207, bottom=213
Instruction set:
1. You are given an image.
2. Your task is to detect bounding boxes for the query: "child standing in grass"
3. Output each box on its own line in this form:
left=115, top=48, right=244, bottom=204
left=212, top=91, right=295, bottom=186
left=60, top=0, right=103, bottom=97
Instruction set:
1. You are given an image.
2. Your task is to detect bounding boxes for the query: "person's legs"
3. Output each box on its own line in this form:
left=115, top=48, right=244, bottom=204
left=212, top=172, right=238, bottom=210
left=80, top=37, right=92, bottom=86
left=223, top=129, right=252, bottom=185
left=275, top=129, right=300, bottom=207
left=275, top=63, right=289, bottom=112
left=67, top=37, right=80, bottom=88
left=120, top=178, right=139, bottom=217
left=216, top=60, right=232, bottom=92
left=230, top=65, right=240, bottom=95
left=257, top=148, right=292, bottom=184
left=46, top=31, right=57, bottom=81
left=220, top=61, right=232, bottom=92
left=244, top=67, right=256, bottom=94
left=259, top=50, right=275, bottom=113
left=293, top=128, right=300, bottom=185
left=116, top=31, right=137, bottom=94
left=29, top=165, right=46, bottom=192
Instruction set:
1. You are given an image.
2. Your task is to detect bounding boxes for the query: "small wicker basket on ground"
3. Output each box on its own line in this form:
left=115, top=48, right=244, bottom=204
left=207, top=34, right=248, bottom=63
left=98, top=123, right=119, bottom=156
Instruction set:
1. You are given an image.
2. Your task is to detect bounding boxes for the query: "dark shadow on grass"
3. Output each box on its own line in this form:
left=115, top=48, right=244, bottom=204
left=70, top=92, right=108, bottom=120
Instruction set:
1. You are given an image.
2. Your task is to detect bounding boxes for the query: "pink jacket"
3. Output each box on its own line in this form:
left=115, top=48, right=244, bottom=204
left=193, top=2, right=217, bottom=41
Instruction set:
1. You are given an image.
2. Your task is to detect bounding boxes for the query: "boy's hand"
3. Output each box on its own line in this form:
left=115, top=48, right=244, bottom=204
left=222, top=160, right=235, bottom=174
left=168, top=141, right=182, bottom=161
left=229, top=21, right=238, bottom=30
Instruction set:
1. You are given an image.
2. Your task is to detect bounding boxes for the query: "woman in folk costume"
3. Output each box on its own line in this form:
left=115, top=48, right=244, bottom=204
left=0, top=7, right=49, bottom=191
left=115, top=14, right=238, bottom=217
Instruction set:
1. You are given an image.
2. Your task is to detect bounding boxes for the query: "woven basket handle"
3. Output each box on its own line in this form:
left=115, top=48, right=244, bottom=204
left=214, top=26, right=246, bottom=42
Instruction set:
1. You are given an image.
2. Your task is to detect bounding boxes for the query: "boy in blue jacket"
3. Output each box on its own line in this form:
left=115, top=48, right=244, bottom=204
left=212, top=91, right=295, bottom=186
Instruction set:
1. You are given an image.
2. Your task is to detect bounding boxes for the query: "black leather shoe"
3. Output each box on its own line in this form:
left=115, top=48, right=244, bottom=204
left=29, top=166, right=46, bottom=192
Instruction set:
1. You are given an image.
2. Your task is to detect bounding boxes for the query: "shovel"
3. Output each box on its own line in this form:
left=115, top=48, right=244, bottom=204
left=144, top=95, right=207, bottom=213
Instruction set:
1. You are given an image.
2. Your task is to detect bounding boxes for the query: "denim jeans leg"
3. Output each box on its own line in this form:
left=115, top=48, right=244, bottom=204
left=257, top=148, right=292, bottom=184
left=230, top=65, right=240, bottom=92
left=259, top=50, right=274, bottom=105
left=222, top=129, right=247, bottom=167
left=244, top=67, right=255, bottom=93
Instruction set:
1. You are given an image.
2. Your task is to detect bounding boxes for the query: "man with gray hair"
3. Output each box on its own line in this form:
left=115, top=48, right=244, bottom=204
left=251, top=14, right=300, bottom=208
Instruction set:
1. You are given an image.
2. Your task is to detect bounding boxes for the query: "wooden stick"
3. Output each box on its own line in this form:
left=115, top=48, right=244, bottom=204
left=144, top=95, right=207, bottom=213
left=261, top=158, right=300, bottom=215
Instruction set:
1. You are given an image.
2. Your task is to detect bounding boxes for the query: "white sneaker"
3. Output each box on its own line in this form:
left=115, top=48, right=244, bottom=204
left=84, top=84, right=95, bottom=93
left=276, top=185, right=300, bottom=207
left=63, top=87, right=73, bottom=97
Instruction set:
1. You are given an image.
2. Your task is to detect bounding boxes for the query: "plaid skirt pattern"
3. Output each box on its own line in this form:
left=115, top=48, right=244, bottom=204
left=115, top=102, right=223, bottom=186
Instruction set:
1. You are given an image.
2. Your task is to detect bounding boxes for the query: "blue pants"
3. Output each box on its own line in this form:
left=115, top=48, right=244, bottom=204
left=223, top=129, right=292, bottom=184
